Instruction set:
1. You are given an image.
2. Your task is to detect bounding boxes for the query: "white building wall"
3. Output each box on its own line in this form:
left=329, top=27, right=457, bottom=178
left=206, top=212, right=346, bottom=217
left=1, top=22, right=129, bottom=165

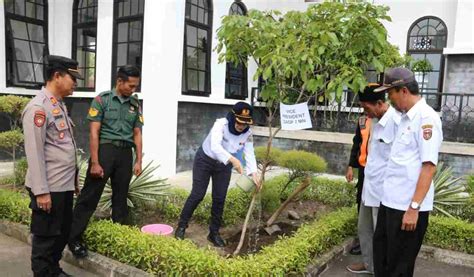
left=0, top=0, right=471, bottom=177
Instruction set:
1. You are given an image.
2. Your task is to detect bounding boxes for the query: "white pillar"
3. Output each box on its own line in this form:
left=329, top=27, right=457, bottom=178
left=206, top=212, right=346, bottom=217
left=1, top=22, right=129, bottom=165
left=49, top=0, right=73, bottom=57
left=140, top=0, right=184, bottom=177
left=444, top=0, right=474, bottom=54
left=95, top=0, right=114, bottom=93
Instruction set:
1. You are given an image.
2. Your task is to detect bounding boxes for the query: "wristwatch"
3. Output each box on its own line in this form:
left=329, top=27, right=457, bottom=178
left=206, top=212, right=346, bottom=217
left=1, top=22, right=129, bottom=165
left=410, top=201, right=420, bottom=210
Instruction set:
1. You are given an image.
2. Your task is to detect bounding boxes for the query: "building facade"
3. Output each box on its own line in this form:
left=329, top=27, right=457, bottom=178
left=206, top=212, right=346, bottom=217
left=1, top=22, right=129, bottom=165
left=1, top=0, right=473, bottom=177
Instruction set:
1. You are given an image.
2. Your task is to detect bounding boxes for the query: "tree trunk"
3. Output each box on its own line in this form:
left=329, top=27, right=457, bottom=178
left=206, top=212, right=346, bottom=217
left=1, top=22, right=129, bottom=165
left=266, top=174, right=311, bottom=227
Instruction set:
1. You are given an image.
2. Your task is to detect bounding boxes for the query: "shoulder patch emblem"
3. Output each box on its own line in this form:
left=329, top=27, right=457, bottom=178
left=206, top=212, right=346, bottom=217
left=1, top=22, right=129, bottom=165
left=88, top=107, right=99, bottom=117
left=34, top=110, right=46, bottom=127
left=423, top=128, right=433, bottom=140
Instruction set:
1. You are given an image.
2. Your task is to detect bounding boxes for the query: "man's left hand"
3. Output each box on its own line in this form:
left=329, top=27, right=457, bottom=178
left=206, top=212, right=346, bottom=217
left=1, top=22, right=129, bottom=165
left=134, top=162, right=142, bottom=176
left=401, top=208, right=419, bottom=231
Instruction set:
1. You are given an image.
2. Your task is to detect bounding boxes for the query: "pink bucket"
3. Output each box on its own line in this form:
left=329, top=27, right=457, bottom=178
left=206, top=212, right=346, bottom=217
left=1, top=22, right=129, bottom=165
left=141, top=224, right=174, bottom=236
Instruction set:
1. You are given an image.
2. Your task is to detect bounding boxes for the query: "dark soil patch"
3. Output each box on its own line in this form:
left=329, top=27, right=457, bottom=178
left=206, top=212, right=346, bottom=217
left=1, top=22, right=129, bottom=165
left=223, top=222, right=299, bottom=255
left=127, top=199, right=334, bottom=256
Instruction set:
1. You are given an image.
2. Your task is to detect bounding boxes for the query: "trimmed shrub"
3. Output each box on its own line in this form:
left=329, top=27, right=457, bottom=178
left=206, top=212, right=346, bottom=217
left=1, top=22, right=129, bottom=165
left=84, top=207, right=357, bottom=275
left=0, top=189, right=30, bottom=224
left=425, top=216, right=474, bottom=254
left=254, top=146, right=283, bottom=166
left=14, top=158, right=28, bottom=186
left=278, top=150, right=327, bottom=175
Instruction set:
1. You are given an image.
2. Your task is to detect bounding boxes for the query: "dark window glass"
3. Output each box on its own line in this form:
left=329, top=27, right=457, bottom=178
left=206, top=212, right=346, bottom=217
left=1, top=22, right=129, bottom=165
left=112, top=0, right=144, bottom=90
left=225, top=1, right=248, bottom=100
left=182, top=0, right=212, bottom=96
left=4, top=0, right=48, bottom=88
left=407, top=17, right=447, bottom=110
left=72, top=0, right=98, bottom=90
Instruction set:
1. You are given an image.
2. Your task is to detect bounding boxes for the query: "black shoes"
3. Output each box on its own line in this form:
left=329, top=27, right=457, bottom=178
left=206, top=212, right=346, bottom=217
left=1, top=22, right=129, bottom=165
left=175, top=226, right=186, bottom=240
left=57, top=270, right=73, bottom=277
left=349, top=243, right=361, bottom=255
left=175, top=226, right=225, bottom=248
left=207, top=233, right=226, bottom=247
left=68, top=241, right=88, bottom=258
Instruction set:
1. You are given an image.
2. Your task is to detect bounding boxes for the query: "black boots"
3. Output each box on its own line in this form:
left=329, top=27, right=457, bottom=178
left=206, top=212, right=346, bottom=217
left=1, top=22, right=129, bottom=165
left=175, top=226, right=186, bottom=240
left=175, top=226, right=225, bottom=248
left=68, top=241, right=88, bottom=258
left=207, top=232, right=226, bottom=247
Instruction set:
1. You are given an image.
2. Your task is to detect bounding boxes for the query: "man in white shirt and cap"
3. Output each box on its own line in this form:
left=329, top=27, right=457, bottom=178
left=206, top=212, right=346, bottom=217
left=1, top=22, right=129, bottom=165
left=372, top=67, right=443, bottom=277
left=346, top=84, right=400, bottom=274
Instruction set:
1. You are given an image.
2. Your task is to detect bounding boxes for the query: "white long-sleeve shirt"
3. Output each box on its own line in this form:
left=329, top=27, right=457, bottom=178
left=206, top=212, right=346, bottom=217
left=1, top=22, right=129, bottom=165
left=362, top=105, right=400, bottom=207
left=202, top=118, right=258, bottom=175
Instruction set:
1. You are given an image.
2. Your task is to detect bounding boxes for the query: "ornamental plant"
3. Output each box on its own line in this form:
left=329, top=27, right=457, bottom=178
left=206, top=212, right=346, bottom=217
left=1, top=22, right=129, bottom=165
left=216, top=1, right=402, bottom=253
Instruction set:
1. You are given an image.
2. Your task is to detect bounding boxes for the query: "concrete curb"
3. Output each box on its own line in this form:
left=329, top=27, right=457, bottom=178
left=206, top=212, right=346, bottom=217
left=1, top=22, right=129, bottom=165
left=2, top=220, right=473, bottom=275
left=0, top=220, right=151, bottom=277
left=305, top=238, right=355, bottom=275
left=419, top=245, right=474, bottom=269
left=304, top=237, right=474, bottom=276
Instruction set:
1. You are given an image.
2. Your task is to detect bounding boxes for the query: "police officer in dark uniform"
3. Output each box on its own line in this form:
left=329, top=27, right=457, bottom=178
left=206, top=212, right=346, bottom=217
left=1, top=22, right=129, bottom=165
left=22, top=55, right=83, bottom=277
left=68, top=65, right=143, bottom=258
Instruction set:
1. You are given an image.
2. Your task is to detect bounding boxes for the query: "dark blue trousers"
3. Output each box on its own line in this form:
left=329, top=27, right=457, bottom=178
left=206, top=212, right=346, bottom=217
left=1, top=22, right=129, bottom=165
left=178, top=147, right=233, bottom=233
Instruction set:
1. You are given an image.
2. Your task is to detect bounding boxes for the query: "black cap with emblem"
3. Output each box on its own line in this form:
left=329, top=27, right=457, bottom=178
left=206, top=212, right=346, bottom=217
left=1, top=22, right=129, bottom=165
left=232, top=102, right=254, bottom=125
left=46, top=55, right=84, bottom=80
left=374, top=67, right=416, bottom=93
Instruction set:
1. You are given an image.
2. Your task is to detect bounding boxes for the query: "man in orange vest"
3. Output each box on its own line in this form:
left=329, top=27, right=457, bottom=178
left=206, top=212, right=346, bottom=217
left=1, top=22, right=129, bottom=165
left=345, top=84, right=377, bottom=255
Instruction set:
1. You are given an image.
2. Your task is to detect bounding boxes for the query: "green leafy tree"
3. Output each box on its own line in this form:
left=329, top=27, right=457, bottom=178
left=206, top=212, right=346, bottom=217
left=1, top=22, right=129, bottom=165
left=0, top=95, right=30, bottom=187
left=216, top=1, right=401, bottom=254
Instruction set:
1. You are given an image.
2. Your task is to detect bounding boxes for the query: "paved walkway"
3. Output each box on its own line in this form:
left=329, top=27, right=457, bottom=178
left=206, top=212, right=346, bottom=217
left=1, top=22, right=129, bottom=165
left=320, top=252, right=474, bottom=277
left=0, top=232, right=98, bottom=277
left=167, top=166, right=346, bottom=191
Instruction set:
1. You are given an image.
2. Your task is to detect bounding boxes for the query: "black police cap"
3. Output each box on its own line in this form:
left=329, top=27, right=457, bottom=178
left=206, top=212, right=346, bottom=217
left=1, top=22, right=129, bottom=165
left=46, top=55, right=83, bottom=80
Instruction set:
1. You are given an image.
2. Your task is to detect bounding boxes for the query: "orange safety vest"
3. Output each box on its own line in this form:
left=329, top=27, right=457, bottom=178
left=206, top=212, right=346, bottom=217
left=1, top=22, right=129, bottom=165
left=358, top=116, right=372, bottom=167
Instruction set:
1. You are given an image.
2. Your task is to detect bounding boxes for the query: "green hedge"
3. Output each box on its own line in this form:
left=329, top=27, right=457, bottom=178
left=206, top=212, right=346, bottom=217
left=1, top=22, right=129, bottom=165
left=85, top=207, right=356, bottom=275
left=0, top=189, right=30, bottom=224
left=1, top=184, right=473, bottom=274
left=425, top=216, right=474, bottom=254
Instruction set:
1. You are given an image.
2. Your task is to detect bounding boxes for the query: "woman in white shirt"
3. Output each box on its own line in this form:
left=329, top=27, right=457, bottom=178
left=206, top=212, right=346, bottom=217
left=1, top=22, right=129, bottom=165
left=175, top=102, right=260, bottom=247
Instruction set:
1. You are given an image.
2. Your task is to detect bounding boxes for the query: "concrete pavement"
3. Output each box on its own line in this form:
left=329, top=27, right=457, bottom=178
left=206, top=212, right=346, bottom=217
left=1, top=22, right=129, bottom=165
left=320, top=252, right=474, bottom=277
left=0, top=232, right=98, bottom=277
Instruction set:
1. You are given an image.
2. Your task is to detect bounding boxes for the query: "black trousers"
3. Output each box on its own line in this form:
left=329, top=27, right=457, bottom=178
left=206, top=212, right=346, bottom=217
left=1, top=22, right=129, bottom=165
left=178, top=147, right=233, bottom=234
left=356, top=166, right=365, bottom=213
left=373, top=204, right=429, bottom=277
left=69, top=143, right=133, bottom=243
left=27, top=189, right=74, bottom=277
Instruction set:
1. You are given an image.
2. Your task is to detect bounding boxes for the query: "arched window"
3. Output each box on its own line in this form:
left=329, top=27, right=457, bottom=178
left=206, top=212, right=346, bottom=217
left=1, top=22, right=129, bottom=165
left=407, top=16, right=447, bottom=108
left=225, top=1, right=248, bottom=100
left=4, top=0, right=48, bottom=88
left=111, top=0, right=145, bottom=89
left=182, top=0, right=213, bottom=96
left=72, top=0, right=97, bottom=91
